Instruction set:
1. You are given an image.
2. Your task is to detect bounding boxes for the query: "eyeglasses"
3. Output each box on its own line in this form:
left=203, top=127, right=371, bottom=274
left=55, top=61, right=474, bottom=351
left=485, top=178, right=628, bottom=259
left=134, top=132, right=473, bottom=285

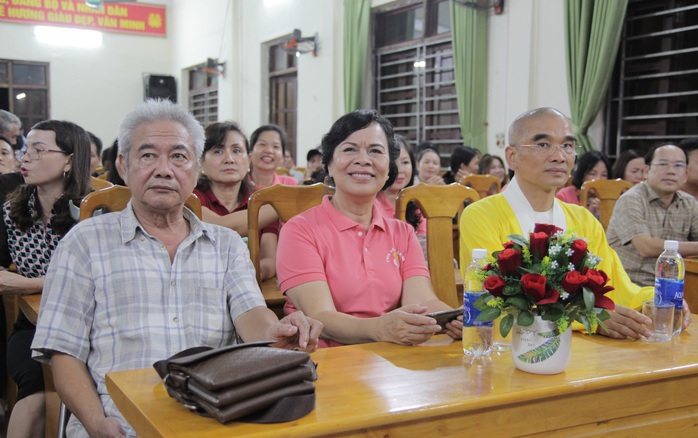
left=516, top=143, right=577, bottom=157
left=650, top=161, right=686, bottom=172
left=23, top=147, right=68, bottom=161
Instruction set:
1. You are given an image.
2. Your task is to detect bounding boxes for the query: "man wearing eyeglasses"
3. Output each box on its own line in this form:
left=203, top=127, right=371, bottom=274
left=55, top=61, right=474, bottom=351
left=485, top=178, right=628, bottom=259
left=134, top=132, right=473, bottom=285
left=460, top=107, right=691, bottom=340
left=607, top=144, right=698, bottom=286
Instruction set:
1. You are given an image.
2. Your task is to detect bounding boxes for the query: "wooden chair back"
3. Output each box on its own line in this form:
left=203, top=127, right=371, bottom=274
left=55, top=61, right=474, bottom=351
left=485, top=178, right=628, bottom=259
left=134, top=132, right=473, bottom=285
left=90, top=176, right=113, bottom=190
left=79, top=185, right=202, bottom=221
left=395, top=183, right=480, bottom=308
left=579, top=178, right=632, bottom=230
left=247, top=183, right=334, bottom=284
left=460, top=174, right=501, bottom=198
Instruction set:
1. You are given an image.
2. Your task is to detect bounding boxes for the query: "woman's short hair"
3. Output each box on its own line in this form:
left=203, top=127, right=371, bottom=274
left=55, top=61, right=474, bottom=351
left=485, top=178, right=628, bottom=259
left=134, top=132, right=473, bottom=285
left=416, top=146, right=439, bottom=163
left=321, top=109, right=399, bottom=190
left=611, top=149, right=644, bottom=180
left=572, top=150, right=611, bottom=189
left=204, top=121, right=249, bottom=154
left=449, top=146, right=479, bottom=172
left=117, top=99, right=204, bottom=166
left=250, top=124, right=287, bottom=154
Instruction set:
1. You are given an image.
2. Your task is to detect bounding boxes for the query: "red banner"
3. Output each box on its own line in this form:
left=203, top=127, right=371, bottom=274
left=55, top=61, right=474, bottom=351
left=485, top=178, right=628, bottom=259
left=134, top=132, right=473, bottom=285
left=0, top=0, right=166, bottom=37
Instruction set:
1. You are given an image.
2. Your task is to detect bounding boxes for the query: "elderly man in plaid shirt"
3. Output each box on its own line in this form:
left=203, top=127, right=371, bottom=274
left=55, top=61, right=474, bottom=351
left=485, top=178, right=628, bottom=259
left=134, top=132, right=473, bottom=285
left=31, top=100, right=322, bottom=438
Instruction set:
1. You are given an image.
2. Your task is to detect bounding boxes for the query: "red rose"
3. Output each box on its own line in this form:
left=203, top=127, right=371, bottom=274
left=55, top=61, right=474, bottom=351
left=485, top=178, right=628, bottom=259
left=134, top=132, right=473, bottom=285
left=569, top=239, right=588, bottom=265
left=584, top=268, right=608, bottom=289
left=503, top=240, right=515, bottom=249
left=521, top=274, right=559, bottom=304
left=484, top=275, right=506, bottom=297
left=483, top=263, right=493, bottom=271
left=497, top=248, right=522, bottom=276
left=584, top=268, right=615, bottom=310
left=533, top=223, right=563, bottom=237
left=529, top=231, right=549, bottom=259
left=521, top=273, right=545, bottom=301
left=561, top=271, right=587, bottom=295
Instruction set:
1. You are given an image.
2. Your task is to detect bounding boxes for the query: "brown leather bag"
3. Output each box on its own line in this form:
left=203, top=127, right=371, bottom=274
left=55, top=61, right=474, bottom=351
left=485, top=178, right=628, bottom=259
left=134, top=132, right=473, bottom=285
left=153, top=341, right=317, bottom=423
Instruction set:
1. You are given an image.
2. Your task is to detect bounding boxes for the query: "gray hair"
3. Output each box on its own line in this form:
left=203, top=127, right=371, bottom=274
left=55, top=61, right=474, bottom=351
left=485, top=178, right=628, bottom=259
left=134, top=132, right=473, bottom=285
left=0, top=110, right=21, bottom=134
left=117, top=99, right=204, bottom=168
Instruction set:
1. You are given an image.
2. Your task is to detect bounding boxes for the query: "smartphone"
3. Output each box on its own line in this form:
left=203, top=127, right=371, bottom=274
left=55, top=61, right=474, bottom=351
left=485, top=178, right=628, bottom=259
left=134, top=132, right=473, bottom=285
left=426, top=307, right=463, bottom=327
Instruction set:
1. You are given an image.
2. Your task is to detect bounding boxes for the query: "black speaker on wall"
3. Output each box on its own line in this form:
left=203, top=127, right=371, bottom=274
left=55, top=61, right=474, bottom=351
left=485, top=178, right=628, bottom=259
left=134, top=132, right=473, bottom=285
left=144, top=74, right=177, bottom=103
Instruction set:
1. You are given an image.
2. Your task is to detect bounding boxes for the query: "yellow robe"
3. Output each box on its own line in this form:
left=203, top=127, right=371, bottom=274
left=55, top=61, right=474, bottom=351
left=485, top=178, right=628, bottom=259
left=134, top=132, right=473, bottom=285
left=459, top=193, right=651, bottom=311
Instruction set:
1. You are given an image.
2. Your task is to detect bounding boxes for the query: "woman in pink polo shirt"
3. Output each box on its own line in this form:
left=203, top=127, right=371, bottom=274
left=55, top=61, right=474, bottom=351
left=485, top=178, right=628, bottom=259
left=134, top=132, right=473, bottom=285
left=193, top=122, right=278, bottom=280
left=277, top=110, right=462, bottom=348
left=249, top=125, right=298, bottom=188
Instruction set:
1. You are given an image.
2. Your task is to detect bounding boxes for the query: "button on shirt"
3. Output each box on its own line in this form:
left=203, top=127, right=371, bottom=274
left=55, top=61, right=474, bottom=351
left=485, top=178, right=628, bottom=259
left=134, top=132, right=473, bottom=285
left=32, top=203, right=265, bottom=437
left=607, top=182, right=698, bottom=286
left=277, top=196, right=429, bottom=347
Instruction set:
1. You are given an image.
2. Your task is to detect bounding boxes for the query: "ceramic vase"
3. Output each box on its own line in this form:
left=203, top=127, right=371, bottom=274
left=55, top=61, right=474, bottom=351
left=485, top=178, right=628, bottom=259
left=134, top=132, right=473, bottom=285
left=511, top=315, right=572, bottom=375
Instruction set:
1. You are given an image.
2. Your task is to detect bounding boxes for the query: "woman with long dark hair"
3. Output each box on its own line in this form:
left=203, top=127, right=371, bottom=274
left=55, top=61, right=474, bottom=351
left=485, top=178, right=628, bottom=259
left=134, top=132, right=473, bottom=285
left=1, top=120, right=91, bottom=437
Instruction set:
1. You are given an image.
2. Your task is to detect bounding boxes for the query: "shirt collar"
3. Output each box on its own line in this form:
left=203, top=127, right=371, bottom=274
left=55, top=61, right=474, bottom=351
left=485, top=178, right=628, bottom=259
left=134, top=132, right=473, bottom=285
left=119, top=201, right=215, bottom=245
left=643, top=181, right=684, bottom=206
left=320, top=195, right=387, bottom=232
left=502, top=176, right=567, bottom=233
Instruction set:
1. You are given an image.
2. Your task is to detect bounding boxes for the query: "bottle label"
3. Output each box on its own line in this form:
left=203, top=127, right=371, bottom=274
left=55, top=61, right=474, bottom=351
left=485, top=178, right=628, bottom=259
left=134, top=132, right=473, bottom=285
left=654, top=278, right=683, bottom=309
left=463, top=292, right=493, bottom=328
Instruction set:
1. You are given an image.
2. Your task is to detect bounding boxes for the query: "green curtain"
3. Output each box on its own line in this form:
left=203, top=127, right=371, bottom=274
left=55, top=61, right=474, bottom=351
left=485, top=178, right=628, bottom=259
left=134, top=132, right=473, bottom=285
left=450, top=1, right=488, bottom=153
left=565, top=0, right=628, bottom=152
left=343, top=0, right=371, bottom=113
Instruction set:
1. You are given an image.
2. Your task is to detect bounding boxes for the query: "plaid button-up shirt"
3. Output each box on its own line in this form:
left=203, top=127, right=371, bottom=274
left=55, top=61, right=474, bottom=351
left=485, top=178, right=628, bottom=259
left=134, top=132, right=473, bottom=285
left=607, top=182, right=698, bottom=286
left=32, top=203, right=265, bottom=437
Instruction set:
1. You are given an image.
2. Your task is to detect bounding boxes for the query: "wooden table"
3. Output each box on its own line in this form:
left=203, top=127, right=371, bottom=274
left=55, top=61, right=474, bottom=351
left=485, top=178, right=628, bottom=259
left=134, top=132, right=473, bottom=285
left=107, top=326, right=698, bottom=437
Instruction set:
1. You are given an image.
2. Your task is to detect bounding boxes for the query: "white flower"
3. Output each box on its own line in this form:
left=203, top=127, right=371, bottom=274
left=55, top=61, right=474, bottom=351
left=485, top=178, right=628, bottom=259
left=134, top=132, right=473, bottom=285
left=568, top=263, right=575, bottom=271
left=550, top=260, right=559, bottom=269
left=549, top=244, right=562, bottom=256
left=565, top=248, right=574, bottom=257
left=560, top=291, right=570, bottom=300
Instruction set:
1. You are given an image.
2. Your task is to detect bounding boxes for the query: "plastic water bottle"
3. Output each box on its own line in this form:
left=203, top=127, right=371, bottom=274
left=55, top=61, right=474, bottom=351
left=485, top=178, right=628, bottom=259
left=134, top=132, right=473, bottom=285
left=462, top=248, right=493, bottom=357
left=655, top=240, right=684, bottom=335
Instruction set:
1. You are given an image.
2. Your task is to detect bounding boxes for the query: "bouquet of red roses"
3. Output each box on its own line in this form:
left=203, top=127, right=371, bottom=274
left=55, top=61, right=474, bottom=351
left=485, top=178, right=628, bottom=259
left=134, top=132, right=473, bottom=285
left=473, top=223, right=614, bottom=337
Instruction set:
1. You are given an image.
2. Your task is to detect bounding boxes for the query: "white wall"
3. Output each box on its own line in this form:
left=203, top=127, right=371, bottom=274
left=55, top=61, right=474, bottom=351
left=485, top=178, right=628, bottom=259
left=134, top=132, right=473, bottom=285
left=1, top=0, right=601, bottom=161
left=235, top=0, right=341, bottom=161
left=0, top=0, right=172, bottom=146
left=486, top=0, right=572, bottom=155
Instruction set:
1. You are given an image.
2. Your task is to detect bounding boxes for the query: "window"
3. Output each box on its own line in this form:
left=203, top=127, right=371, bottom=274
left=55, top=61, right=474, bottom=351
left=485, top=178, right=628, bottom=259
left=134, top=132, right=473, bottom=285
left=605, top=0, right=698, bottom=157
left=0, top=59, right=50, bottom=130
left=374, top=0, right=456, bottom=167
left=268, top=42, right=298, bottom=158
left=187, top=64, right=218, bottom=126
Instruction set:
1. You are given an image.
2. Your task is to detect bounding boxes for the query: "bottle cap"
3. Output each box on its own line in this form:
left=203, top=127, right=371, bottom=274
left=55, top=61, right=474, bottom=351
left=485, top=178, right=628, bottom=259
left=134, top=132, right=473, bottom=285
left=471, top=248, right=488, bottom=260
left=664, top=240, right=679, bottom=251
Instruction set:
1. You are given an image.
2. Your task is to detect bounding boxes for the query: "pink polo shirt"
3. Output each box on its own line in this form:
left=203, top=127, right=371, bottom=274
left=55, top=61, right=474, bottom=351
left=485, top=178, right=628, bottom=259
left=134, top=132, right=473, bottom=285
left=277, top=196, right=430, bottom=347
left=375, top=192, right=427, bottom=236
left=255, top=173, right=298, bottom=189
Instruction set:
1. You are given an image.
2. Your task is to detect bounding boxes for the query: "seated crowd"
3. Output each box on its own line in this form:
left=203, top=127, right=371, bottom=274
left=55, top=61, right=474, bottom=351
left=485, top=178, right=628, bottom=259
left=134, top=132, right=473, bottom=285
left=0, top=102, right=690, bottom=436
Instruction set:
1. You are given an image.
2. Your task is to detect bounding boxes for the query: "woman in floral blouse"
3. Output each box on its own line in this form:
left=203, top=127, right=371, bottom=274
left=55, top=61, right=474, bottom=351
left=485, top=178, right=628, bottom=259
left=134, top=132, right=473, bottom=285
left=0, top=120, right=91, bottom=437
